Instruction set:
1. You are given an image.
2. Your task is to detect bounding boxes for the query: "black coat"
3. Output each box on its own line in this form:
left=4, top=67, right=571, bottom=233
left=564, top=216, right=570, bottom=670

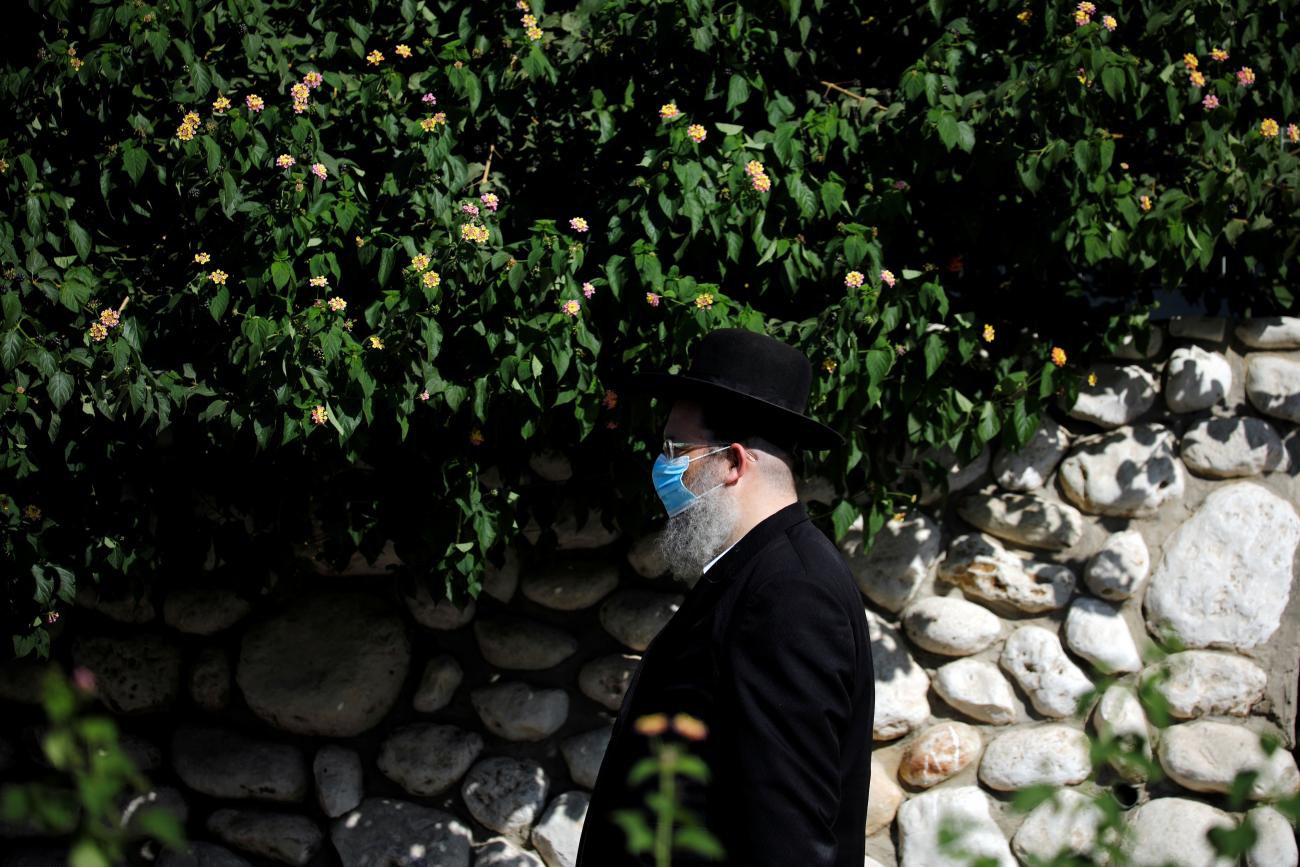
left=575, top=502, right=875, bottom=867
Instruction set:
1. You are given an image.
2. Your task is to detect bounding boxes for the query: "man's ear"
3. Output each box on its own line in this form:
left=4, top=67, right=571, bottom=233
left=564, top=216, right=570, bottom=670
left=724, top=443, right=750, bottom=484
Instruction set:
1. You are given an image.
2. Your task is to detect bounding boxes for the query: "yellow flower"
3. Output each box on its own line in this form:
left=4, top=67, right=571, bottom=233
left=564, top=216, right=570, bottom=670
left=394, top=44, right=412, bottom=58
left=212, top=95, right=231, bottom=113
left=1051, top=346, right=1067, bottom=367
left=634, top=713, right=669, bottom=736
left=366, top=50, right=384, bottom=66
left=70, top=57, right=84, bottom=70
left=99, top=308, right=120, bottom=328
left=411, top=254, right=430, bottom=271
left=1139, top=194, right=1153, bottom=212
left=89, top=322, right=108, bottom=342
left=176, top=123, right=196, bottom=141
left=1260, top=118, right=1280, bottom=138
left=659, top=102, right=680, bottom=120
left=821, top=358, right=838, bottom=373
left=671, top=713, right=708, bottom=741
left=687, top=123, right=707, bottom=143
left=1288, top=123, right=1300, bottom=144
left=1017, top=9, right=1032, bottom=22
left=422, top=270, right=441, bottom=288
left=368, top=335, right=384, bottom=349
left=327, top=297, right=347, bottom=312
left=1183, top=52, right=1199, bottom=70
left=521, top=14, right=537, bottom=27
left=194, top=252, right=211, bottom=264
left=311, top=405, right=328, bottom=425
left=23, top=504, right=41, bottom=520
left=560, top=299, right=581, bottom=316
left=1088, top=371, right=1098, bottom=387
left=1189, top=70, right=1205, bottom=87
left=745, top=159, right=765, bottom=177
left=982, top=323, right=995, bottom=342
left=309, top=275, right=328, bottom=287
left=844, top=271, right=865, bottom=288
left=526, top=26, right=543, bottom=41
left=460, top=224, right=489, bottom=244
left=695, top=293, right=714, bottom=309
left=209, top=270, right=228, bottom=284
left=469, top=428, right=485, bottom=446
left=751, top=173, right=771, bottom=192
left=1210, top=48, right=1230, bottom=62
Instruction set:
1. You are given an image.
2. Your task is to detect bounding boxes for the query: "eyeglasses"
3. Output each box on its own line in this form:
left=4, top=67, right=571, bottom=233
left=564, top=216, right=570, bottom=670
left=661, top=439, right=734, bottom=460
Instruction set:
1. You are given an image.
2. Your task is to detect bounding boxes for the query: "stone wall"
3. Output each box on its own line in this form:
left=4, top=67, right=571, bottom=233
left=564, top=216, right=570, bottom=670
left=2, top=314, right=1300, bottom=867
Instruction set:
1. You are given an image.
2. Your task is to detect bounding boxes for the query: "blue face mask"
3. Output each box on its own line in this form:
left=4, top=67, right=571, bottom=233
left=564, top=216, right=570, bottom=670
left=652, top=446, right=730, bottom=517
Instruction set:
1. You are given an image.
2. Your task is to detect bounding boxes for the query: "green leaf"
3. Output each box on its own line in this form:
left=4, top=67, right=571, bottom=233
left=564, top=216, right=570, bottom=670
left=67, top=220, right=91, bottom=260
left=726, top=74, right=750, bottom=112
left=1102, top=66, right=1125, bottom=101
left=377, top=248, right=396, bottom=287
left=923, top=333, right=947, bottom=378
left=956, top=121, right=975, bottom=153
left=48, top=371, right=74, bottom=410
left=936, top=113, right=959, bottom=150
left=122, top=146, right=147, bottom=185
left=773, top=122, right=798, bottom=164
left=830, top=500, right=859, bottom=542
left=0, top=330, right=22, bottom=369
left=820, top=180, right=844, bottom=216
left=209, top=286, right=229, bottom=321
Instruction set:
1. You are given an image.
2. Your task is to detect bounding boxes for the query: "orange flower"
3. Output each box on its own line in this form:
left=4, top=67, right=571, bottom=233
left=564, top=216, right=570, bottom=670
left=635, top=713, right=669, bottom=736
left=1051, top=346, right=1067, bottom=367
left=671, top=713, right=708, bottom=741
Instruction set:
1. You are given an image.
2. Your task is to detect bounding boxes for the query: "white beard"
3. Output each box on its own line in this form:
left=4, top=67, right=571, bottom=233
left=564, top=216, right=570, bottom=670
left=657, top=480, right=740, bottom=583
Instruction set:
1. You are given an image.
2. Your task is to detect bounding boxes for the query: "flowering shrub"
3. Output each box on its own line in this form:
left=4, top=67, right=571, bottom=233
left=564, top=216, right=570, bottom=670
left=1, top=0, right=1297, bottom=654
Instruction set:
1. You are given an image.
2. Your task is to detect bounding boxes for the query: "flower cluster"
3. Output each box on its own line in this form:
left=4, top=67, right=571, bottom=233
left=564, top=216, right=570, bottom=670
left=982, top=323, right=995, bottom=342
left=645, top=292, right=660, bottom=307
left=276, top=153, right=296, bottom=168
left=1237, top=66, right=1255, bottom=86
left=461, top=224, right=490, bottom=244
left=880, top=269, right=896, bottom=288
left=634, top=712, right=708, bottom=741
left=480, top=192, right=500, bottom=211
left=246, top=93, right=264, bottom=113
left=194, top=252, right=211, bottom=264
left=366, top=49, right=384, bottom=66
left=368, top=335, right=384, bottom=350
left=290, top=82, right=310, bottom=114
left=422, top=270, right=441, bottom=289
left=602, top=389, right=618, bottom=409
left=311, top=405, right=328, bottom=426
left=304, top=71, right=323, bottom=89
left=461, top=202, right=480, bottom=217
left=1101, top=14, right=1116, bottom=31
left=569, top=216, right=589, bottom=233
left=1051, top=346, right=1068, bottom=367
left=327, top=296, right=347, bottom=312
left=212, top=95, right=231, bottom=113
left=411, top=254, right=431, bottom=271
left=88, top=306, right=122, bottom=343
left=310, top=163, right=328, bottom=181
left=560, top=299, right=581, bottom=316
left=309, top=275, right=328, bottom=288
left=1139, top=194, right=1153, bottom=212
left=1210, top=48, right=1230, bottom=62
left=420, top=112, right=448, bottom=132
left=659, top=102, right=680, bottom=120
left=1202, top=94, right=1220, bottom=110
left=745, top=159, right=771, bottom=192
left=518, top=2, right=542, bottom=41
left=1289, top=123, right=1300, bottom=143
left=210, top=269, right=229, bottom=284
left=1260, top=118, right=1280, bottom=138
left=687, top=123, right=707, bottom=143
left=395, top=44, right=412, bottom=58
left=422, top=92, right=436, bottom=105
left=695, top=293, right=714, bottom=309
left=176, top=110, right=202, bottom=141
left=844, top=270, right=865, bottom=289
left=582, top=281, right=596, bottom=298
left=469, top=428, right=485, bottom=446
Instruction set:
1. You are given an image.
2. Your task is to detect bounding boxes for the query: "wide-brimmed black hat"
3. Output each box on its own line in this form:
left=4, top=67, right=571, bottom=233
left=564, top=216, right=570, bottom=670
left=633, top=328, right=844, bottom=451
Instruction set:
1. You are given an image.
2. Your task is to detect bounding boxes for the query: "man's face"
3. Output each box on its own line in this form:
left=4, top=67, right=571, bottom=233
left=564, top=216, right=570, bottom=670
left=656, top=399, right=742, bottom=578
left=662, top=400, right=723, bottom=487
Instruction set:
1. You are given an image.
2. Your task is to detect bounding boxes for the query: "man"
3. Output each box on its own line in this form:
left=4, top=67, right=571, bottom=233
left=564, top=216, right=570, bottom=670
left=575, top=329, right=875, bottom=867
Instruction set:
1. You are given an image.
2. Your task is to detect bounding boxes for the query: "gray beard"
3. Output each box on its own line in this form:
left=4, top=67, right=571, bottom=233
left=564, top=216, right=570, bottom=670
left=657, top=486, right=740, bottom=582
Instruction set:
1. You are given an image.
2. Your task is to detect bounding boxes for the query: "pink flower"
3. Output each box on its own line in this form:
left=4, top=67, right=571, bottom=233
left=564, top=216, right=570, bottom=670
left=461, top=202, right=480, bottom=216
left=1288, top=123, right=1300, bottom=144
left=72, top=666, right=96, bottom=694
left=311, top=163, right=327, bottom=181
left=602, top=389, right=618, bottom=409
left=276, top=154, right=296, bottom=168
left=880, top=269, right=896, bottom=288
left=418, top=390, right=430, bottom=401
left=1101, top=14, right=1117, bottom=31
left=844, top=271, right=864, bottom=288
left=582, top=281, right=596, bottom=298
left=422, top=92, right=436, bottom=104
left=245, top=94, right=264, bottom=112
left=569, top=217, right=589, bottom=233
left=645, top=292, right=660, bottom=307
left=480, top=192, right=500, bottom=211
left=303, top=71, right=323, bottom=89
left=1202, top=94, right=1219, bottom=110
left=687, top=124, right=707, bottom=143
left=561, top=299, right=581, bottom=316
left=1236, top=66, right=1255, bottom=86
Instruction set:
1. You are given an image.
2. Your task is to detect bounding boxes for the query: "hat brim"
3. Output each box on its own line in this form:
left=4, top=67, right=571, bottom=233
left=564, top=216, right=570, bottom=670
left=631, top=372, right=845, bottom=451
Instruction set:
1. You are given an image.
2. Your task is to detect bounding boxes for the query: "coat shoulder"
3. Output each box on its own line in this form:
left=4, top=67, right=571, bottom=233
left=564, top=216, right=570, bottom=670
left=739, top=518, right=859, bottom=613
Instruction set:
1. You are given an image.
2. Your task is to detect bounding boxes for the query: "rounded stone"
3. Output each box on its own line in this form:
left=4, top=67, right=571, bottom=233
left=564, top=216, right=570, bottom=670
left=156, top=842, right=252, bottom=867
left=528, top=449, right=572, bottom=482
left=163, top=589, right=251, bottom=635
left=1111, top=325, right=1165, bottom=360
left=75, top=583, right=156, bottom=624
left=188, top=646, right=231, bottom=712
left=578, top=654, right=639, bottom=712
left=1011, top=788, right=1105, bottom=865
left=932, top=658, right=1018, bottom=725
left=471, top=682, right=569, bottom=742
left=1237, top=316, right=1300, bottom=350
left=531, top=791, right=588, bottom=867
left=868, top=609, right=931, bottom=740
left=865, top=758, right=902, bottom=835
left=521, top=561, right=619, bottom=611
left=993, top=415, right=1070, bottom=492
left=1064, top=363, right=1158, bottom=428
left=977, top=724, right=1091, bottom=791
left=484, top=548, right=521, bottom=603
left=236, top=594, right=410, bottom=737
left=1092, top=684, right=1152, bottom=781
left=1000, top=625, right=1094, bottom=718
left=1144, top=482, right=1300, bottom=651
left=121, top=786, right=189, bottom=841
left=377, top=723, right=484, bottom=796
left=560, top=727, right=611, bottom=790
left=1170, top=315, right=1227, bottom=342
left=1245, top=806, right=1299, bottom=867
left=1059, top=424, right=1185, bottom=517
left=955, top=492, right=1084, bottom=551
left=626, top=531, right=669, bottom=579
left=1123, top=798, right=1236, bottom=867
left=413, top=655, right=463, bottom=714
left=71, top=634, right=181, bottom=714
left=898, top=721, right=982, bottom=788
left=313, top=745, right=363, bottom=819
left=1165, top=346, right=1232, bottom=413
left=1181, top=416, right=1286, bottom=478
left=205, top=809, right=322, bottom=867
left=896, top=787, right=1014, bottom=867
left=598, top=590, right=682, bottom=651
left=938, top=534, right=1075, bottom=613
left=1084, top=529, right=1150, bottom=600
left=462, top=757, right=551, bottom=841
left=900, top=596, right=1001, bottom=657
left=910, top=444, right=991, bottom=506
left=403, top=578, right=477, bottom=630
left=1064, top=597, right=1142, bottom=674
left=332, top=798, right=473, bottom=867
left=171, top=725, right=308, bottom=803
left=1143, top=650, right=1267, bottom=719
left=1246, top=354, right=1300, bottom=423
left=841, top=513, right=942, bottom=613
left=1158, top=720, right=1300, bottom=800
left=474, top=618, right=578, bottom=671
left=475, top=839, right=545, bottom=867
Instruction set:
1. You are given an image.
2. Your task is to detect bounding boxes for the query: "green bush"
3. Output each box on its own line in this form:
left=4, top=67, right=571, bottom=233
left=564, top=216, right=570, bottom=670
left=3, top=0, right=1297, bottom=654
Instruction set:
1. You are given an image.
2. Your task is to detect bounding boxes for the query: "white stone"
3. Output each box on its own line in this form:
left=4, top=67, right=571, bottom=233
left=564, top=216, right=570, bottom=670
left=332, top=798, right=472, bottom=867
left=978, top=724, right=1092, bottom=791
left=1065, top=363, right=1158, bottom=428
left=474, top=617, right=578, bottom=670
left=188, top=646, right=231, bottom=712
left=1065, top=597, right=1142, bottom=673
left=1084, top=529, right=1151, bottom=600
left=1238, top=316, right=1300, bottom=350
left=866, top=758, right=903, bottom=835
left=1182, top=416, right=1286, bottom=478
left=898, top=722, right=982, bottom=788
left=403, top=579, right=477, bottom=630
left=626, top=531, right=669, bottom=579
left=377, top=724, right=484, bottom=796
left=1092, top=684, right=1152, bottom=780
left=938, top=534, right=1075, bottom=613
left=912, top=445, right=991, bottom=505
left=1011, top=789, right=1105, bottom=864
left=992, top=416, right=1070, bottom=492
left=1245, top=806, right=1299, bottom=867
left=1165, top=346, right=1232, bottom=412
left=598, top=590, right=682, bottom=651
left=1159, top=720, right=1300, bottom=800
left=560, top=727, right=611, bottom=790
left=1145, top=482, right=1300, bottom=650
left=1145, top=650, right=1268, bottom=718
left=483, top=548, right=520, bottom=603
left=414, top=655, right=463, bottom=713
left=531, top=791, right=587, bottom=867
left=71, top=634, right=181, bottom=715
left=901, top=596, right=1001, bottom=657
left=236, top=594, right=410, bottom=737
left=206, top=809, right=322, bottom=867
left=163, top=589, right=251, bottom=635
left=75, top=583, right=156, bottom=624
left=841, top=513, right=942, bottom=612
left=1170, top=315, right=1228, bottom=342
left=462, top=757, right=550, bottom=841
left=868, top=610, right=931, bottom=740
left=523, top=502, right=622, bottom=550
left=171, top=726, right=307, bottom=803
left=528, top=449, right=572, bottom=482
left=932, top=658, right=1019, bottom=725
left=1059, top=424, right=1185, bottom=517
left=1000, top=626, right=1094, bottom=718
left=1111, top=325, right=1166, bottom=360
left=475, top=839, right=545, bottom=867
left=896, top=787, right=1015, bottom=867
left=121, top=786, right=188, bottom=841
left=956, top=492, right=1084, bottom=550
left=521, top=561, right=618, bottom=611
left=578, top=654, right=639, bottom=712
left=1124, top=797, right=1236, bottom=867
left=471, top=682, right=569, bottom=742
left=1247, top=355, right=1300, bottom=423
left=313, top=745, right=362, bottom=819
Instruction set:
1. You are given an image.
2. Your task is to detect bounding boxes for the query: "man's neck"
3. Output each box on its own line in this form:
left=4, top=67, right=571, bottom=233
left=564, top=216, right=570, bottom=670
left=724, top=492, right=799, bottom=551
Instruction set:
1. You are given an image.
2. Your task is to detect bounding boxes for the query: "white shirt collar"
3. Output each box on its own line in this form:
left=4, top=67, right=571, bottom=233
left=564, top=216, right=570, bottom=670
left=702, top=539, right=739, bottom=574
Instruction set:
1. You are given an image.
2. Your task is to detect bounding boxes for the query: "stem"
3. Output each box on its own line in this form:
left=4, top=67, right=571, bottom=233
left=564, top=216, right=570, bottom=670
left=654, top=747, right=675, bottom=867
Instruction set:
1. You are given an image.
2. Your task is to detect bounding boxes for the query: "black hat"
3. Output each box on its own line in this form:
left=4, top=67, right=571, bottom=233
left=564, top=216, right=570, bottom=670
left=634, top=329, right=844, bottom=451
